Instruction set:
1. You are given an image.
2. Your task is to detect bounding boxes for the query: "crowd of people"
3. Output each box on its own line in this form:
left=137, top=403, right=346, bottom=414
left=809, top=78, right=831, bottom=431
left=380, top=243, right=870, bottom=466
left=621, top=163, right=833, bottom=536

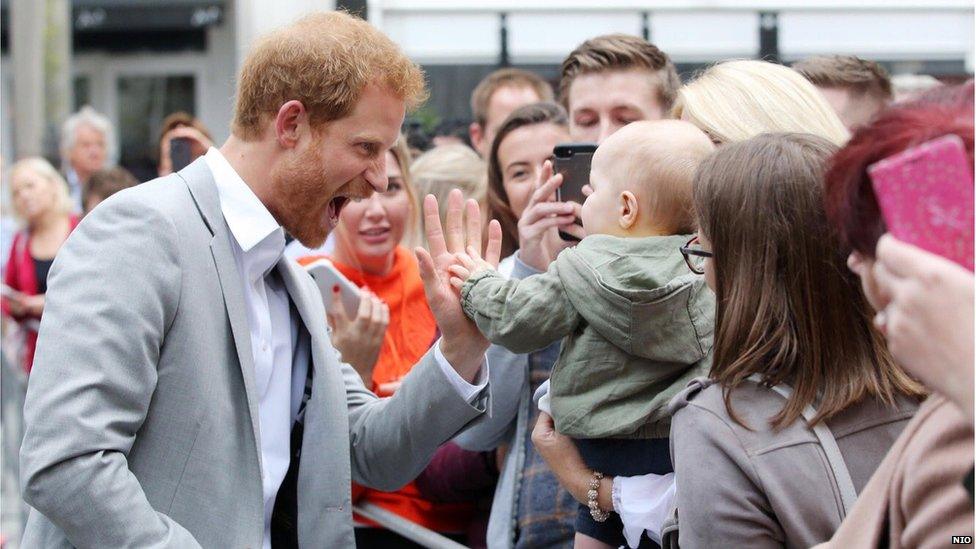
left=1, top=10, right=972, bottom=549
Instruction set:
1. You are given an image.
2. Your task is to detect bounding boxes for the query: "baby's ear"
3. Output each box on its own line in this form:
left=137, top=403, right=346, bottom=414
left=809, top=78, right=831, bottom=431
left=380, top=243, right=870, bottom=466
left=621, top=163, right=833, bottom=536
left=619, top=190, right=639, bottom=230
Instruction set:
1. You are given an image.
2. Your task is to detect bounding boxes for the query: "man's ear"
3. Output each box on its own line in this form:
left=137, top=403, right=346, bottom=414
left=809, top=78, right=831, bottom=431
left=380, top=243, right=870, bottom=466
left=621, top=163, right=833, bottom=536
left=619, top=190, right=639, bottom=230
left=275, top=100, right=307, bottom=149
left=469, top=122, right=484, bottom=156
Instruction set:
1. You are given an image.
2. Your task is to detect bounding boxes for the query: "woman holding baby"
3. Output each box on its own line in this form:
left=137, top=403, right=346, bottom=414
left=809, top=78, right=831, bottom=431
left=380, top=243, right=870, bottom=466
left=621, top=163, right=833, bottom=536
left=530, top=60, right=934, bottom=549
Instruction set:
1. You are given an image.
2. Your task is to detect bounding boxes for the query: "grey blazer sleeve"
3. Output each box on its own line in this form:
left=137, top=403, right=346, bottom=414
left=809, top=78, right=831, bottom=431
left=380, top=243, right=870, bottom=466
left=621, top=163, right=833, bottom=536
left=19, top=197, right=201, bottom=548
left=453, top=344, right=525, bottom=451
left=343, top=345, right=490, bottom=491
left=453, top=252, right=540, bottom=452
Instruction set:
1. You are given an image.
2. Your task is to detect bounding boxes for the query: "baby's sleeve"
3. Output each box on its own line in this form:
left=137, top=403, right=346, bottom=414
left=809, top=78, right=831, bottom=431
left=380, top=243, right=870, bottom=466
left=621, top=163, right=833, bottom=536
left=460, top=265, right=580, bottom=353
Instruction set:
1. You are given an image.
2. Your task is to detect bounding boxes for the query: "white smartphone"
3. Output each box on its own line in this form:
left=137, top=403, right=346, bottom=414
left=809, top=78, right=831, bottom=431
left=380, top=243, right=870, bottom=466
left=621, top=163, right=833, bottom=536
left=304, top=258, right=362, bottom=318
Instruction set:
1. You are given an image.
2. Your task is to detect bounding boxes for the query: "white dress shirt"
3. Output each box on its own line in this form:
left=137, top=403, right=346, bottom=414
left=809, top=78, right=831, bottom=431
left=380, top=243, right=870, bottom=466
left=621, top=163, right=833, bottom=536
left=204, top=148, right=487, bottom=549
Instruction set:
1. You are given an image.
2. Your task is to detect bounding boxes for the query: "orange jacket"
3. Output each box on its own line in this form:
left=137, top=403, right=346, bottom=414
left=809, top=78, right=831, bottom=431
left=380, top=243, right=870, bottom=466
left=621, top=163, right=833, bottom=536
left=299, top=246, right=476, bottom=533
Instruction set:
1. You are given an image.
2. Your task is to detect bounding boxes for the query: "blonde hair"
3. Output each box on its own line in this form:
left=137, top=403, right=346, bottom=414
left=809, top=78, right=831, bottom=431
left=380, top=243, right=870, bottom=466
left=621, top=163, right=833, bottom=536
left=10, top=157, right=74, bottom=221
left=672, top=60, right=849, bottom=146
left=232, top=11, right=428, bottom=140
left=389, top=136, right=419, bottom=247
left=409, top=144, right=487, bottom=246
left=596, top=120, right=714, bottom=234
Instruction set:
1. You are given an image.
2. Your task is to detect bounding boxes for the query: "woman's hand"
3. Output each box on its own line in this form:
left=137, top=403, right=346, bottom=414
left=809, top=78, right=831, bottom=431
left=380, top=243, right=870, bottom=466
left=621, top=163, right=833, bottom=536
left=531, top=412, right=613, bottom=512
left=158, top=126, right=214, bottom=176
left=871, top=234, right=975, bottom=417
left=517, top=160, right=585, bottom=272
left=327, top=288, right=389, bottom=386
left=20, top=294, right=44, bottom=317
left=5, top=293, right=43, bottom=318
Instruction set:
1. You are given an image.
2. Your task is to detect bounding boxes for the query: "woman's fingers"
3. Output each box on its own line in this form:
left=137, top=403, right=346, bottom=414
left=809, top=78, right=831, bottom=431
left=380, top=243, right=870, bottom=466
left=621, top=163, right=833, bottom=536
left=326, top=286, right=349, bottom=324
left=356, top=288, right=374, bottom=322
left=370, top=295, right=386, bottom=327
left=524, top=214, right=578, bottom=235
left=874, top=234, right=933, bottom=279
left=528, top=169, right=563, bottom=207
left=520, top=201, right=577, bottom=226
left=380, top=299, right=390, bottom=326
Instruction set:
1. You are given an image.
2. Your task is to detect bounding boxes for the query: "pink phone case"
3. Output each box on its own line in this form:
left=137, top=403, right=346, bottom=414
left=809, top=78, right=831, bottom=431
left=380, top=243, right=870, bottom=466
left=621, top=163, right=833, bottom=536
left=868, top=134, right=974, bottom=271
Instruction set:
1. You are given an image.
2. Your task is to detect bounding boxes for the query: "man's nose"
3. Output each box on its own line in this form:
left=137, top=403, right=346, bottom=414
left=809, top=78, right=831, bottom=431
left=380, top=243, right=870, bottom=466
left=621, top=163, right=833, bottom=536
left=365, top=157, right=389, bottom=193
left=597, top=121, right=614, bottom=145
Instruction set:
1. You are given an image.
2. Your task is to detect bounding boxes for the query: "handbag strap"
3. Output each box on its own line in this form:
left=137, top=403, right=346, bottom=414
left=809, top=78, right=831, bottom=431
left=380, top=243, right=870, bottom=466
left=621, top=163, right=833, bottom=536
left=746, top=374, right=858, bottom=516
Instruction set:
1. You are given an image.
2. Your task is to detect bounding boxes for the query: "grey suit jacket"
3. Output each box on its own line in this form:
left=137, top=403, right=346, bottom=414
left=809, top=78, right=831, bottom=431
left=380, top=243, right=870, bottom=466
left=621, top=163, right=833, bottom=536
left=19, top=158, right=488, bottom=548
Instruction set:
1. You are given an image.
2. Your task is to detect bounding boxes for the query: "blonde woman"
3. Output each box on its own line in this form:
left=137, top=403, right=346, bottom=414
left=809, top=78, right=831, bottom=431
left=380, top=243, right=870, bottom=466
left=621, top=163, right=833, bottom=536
left=671, top=59, right=850, bottom=146
left=3, top=158, right=79, bottom=372
left=408, top=144, right=486, bottom=248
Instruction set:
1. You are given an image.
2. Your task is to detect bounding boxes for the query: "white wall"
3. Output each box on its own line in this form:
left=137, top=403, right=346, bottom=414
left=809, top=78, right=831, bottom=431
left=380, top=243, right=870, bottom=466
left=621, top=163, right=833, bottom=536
left=234, top=0, right=337, bottom=67
left=371, top=1, right=974, bottom=68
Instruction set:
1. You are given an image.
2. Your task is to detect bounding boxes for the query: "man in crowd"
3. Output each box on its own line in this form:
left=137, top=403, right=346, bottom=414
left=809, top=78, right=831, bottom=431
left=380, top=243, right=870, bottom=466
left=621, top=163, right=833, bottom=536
left=793, top=54, right=893, bottom=129
left=59, top=106, right=112, bottom=212
left=469, top=68, right=554, bottom=157
left=20, top=11, right=492, bottom=548
left=560, top=34, right=681, bottom=143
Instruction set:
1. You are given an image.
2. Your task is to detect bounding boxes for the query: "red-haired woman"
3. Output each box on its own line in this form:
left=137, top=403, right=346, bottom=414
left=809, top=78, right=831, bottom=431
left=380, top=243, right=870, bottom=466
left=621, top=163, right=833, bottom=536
left=816, top=82, right=974, bottom=549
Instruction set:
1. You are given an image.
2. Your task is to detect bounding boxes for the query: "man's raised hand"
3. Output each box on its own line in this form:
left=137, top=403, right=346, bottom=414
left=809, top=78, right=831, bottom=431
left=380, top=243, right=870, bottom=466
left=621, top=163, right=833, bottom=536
left=415, top=189, right=502, bottom=382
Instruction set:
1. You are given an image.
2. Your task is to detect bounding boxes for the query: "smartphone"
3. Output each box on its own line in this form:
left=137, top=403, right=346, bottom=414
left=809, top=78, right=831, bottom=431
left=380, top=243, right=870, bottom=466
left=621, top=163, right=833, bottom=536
left=553, top=143, right=597, bottom=241
left=868, top=134, right=974, bottom=271
left=304, top=258, right=362, bottom=318
left=170, top=137, right=193, bottom=172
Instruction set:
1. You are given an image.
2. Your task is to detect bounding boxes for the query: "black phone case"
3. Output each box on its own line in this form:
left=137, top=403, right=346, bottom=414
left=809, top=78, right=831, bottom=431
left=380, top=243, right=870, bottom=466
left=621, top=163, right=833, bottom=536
left=553, top=143, right=597, bottom=241
left=170, top=137, right=193, bottom=172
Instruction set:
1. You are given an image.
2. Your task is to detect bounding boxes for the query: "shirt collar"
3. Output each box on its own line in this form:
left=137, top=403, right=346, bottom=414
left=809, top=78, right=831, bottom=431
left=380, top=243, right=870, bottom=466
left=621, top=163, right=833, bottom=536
left=204, top=147, right=285, bottom=280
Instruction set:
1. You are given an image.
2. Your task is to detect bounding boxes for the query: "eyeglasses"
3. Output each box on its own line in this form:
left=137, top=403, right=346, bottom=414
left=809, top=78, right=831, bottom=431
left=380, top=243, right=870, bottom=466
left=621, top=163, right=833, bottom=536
left=680, top=236, right=712, bottom=275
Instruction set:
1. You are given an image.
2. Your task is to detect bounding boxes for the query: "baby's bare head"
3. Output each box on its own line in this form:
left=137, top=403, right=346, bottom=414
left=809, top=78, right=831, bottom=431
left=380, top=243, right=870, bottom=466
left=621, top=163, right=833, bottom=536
left=590, top=120, right=715, bottom=235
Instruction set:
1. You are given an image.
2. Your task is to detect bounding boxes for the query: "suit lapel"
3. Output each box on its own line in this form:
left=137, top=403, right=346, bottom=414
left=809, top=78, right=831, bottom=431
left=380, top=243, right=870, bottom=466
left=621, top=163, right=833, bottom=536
left=178, top=158, right=264, bottom=468
left=277, top=258, right=352, bottom=544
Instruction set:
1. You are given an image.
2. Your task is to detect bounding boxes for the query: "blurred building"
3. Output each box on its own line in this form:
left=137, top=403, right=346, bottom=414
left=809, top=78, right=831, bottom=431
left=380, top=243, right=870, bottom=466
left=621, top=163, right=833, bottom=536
left=1, top=0, right=341, bottom=179
left=376, top=0, right=974, bottom=122
left=1, top=0, right=972, bottom=178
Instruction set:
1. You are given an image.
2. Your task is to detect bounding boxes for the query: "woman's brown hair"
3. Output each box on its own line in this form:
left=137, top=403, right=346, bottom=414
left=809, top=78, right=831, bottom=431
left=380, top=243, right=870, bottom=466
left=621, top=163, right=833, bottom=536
left=487, top=101, right=568, bottom=259
left=694, top=133, right=924, bottom=429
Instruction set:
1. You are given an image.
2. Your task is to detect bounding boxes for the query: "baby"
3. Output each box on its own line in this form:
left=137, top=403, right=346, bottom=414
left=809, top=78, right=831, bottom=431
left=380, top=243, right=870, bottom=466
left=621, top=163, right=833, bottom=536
left=450, top=120, right=716, bottom=548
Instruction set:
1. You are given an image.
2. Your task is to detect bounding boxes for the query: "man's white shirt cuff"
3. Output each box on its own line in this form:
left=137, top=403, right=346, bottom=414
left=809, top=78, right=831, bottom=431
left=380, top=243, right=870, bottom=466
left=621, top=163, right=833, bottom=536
left=434, top=339, right=489, bottom=404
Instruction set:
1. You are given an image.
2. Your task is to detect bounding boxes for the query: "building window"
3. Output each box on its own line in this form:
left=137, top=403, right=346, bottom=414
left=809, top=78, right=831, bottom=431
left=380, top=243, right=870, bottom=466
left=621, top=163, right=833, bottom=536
left=117, top=74, right=195, bottom=181
left=73, top=76, right=91, bottom=110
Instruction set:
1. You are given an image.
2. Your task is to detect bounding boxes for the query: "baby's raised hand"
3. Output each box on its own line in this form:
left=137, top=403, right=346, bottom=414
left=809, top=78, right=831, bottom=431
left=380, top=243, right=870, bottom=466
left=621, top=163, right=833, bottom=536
left=448, top=246, right=496, bottom=290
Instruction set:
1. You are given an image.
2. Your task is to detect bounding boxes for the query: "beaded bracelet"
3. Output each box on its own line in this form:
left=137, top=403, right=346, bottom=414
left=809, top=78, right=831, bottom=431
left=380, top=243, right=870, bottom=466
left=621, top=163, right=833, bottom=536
left=587, top=470, right=610, bottom=522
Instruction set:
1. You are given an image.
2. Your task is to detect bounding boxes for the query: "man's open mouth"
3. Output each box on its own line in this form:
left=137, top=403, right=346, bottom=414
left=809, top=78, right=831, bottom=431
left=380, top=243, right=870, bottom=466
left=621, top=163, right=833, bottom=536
left=326, top=196, right=350, bottom=227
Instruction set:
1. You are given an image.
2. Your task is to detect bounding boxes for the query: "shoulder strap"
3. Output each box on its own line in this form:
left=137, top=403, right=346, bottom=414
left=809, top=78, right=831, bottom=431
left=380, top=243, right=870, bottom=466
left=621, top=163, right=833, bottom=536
left=746, top=374, right=858, bottom=516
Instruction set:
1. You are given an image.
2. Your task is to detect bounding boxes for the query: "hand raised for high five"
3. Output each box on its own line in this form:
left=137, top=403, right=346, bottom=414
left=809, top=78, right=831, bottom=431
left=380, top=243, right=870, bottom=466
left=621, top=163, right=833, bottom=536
left=415, top=189, right=502, bottom=382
